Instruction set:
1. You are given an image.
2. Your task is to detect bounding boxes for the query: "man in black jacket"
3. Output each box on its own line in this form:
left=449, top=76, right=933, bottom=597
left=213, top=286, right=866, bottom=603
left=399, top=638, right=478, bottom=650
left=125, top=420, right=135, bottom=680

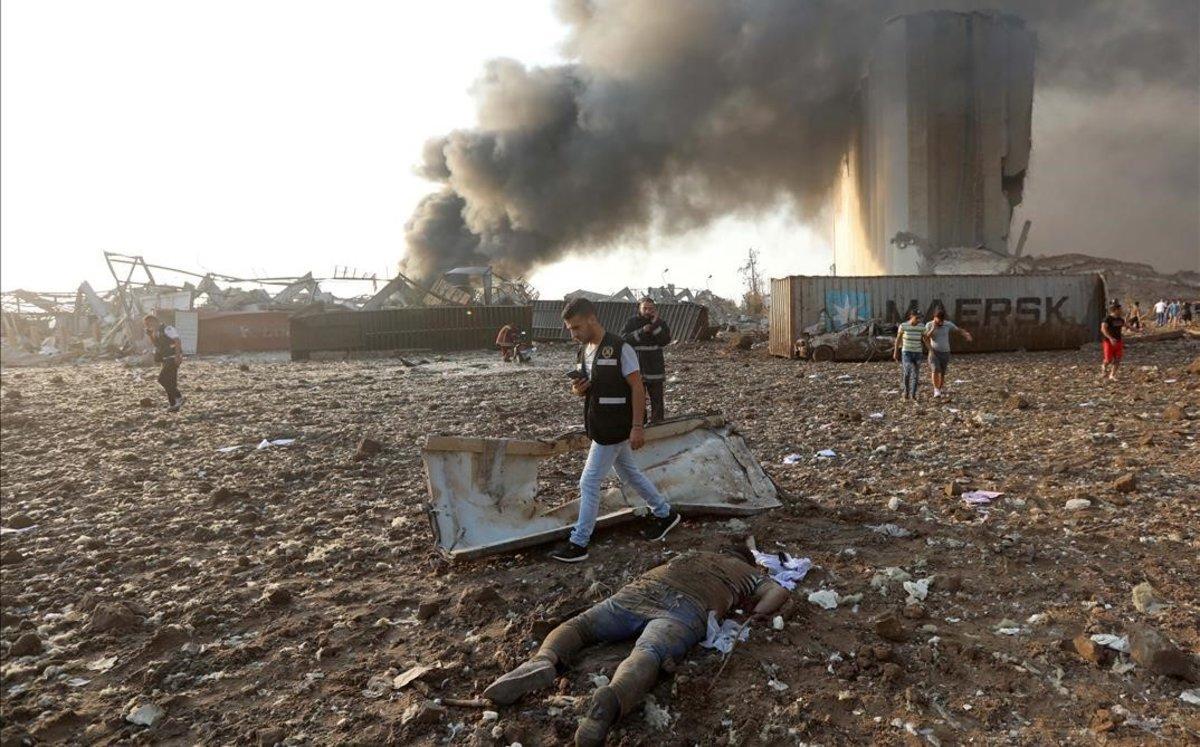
left=550, top=298, right=681, bottom=563
left=143, top=314, right=185, bottom=411
left=621, top=297, right=671, bottom=423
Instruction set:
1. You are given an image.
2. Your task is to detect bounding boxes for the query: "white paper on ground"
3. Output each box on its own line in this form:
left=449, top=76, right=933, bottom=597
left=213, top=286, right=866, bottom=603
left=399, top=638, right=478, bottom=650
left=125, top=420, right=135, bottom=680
left=962, top=490, right=1003, bottom=504
left=699, top=611, right=750, bottom=654
left=816, top=449, right=837, bottom=458
left=1090, top=633, right=1130, bottom=653
left=256, top=438, right=296, bottom=450
left=807, top=589, right=840, bottom=609
left=903, top=577, right=933, bottom=601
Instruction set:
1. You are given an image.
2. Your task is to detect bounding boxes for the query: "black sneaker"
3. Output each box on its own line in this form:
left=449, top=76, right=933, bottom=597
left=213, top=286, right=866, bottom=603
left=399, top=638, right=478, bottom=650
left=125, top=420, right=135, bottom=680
left=642, top=510, right=681, bottom=541
left=549, top=541, right=589, bottom=563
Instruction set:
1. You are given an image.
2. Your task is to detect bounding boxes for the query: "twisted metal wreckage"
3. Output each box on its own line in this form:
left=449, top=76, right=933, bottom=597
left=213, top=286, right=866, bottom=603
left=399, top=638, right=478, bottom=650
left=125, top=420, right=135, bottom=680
left=0, top=253, right=543, bottom=361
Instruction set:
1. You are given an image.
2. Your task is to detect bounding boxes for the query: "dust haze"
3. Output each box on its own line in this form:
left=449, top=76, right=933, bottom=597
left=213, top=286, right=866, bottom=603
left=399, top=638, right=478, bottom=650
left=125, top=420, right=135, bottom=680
left=404, top=0, right=1200, bottom=280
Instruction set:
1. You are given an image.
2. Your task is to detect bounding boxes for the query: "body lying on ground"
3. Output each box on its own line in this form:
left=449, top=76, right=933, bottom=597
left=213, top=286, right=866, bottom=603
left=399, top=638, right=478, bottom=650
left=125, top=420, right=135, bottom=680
left=483, top=545, right=790, bottom=746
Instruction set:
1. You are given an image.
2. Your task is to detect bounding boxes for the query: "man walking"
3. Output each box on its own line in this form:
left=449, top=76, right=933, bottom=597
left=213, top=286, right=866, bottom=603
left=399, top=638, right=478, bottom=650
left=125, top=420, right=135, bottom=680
left=496, top=322, right=519, bottom=362
left=1101, top=301, right=1125, bottom=381
left=1154, top=298, right=1167, bottom=327
left=894, top=308, right=925, bottom=401
left=923, top=308, right=973, bottom=397
left=551, top=298, right=680, bottom=563
left=621, top=297, right=672, bottom=423
left=483, top=543, right=790, bottom=746
left=143, top=314, right=184, bottom=411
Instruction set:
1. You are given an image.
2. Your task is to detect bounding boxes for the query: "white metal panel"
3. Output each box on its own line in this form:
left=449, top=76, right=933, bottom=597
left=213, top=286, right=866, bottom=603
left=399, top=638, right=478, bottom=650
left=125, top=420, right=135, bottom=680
left=174, top=311, right=199, bottom=355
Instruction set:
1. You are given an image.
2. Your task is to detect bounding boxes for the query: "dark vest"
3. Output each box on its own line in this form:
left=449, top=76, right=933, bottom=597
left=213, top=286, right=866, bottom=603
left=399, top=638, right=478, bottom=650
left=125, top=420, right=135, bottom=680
left=153, top=324, right=176, bottom=362
left=621, top=314, right=669, bottom=381
left=577, top=331, right=633, bottom=445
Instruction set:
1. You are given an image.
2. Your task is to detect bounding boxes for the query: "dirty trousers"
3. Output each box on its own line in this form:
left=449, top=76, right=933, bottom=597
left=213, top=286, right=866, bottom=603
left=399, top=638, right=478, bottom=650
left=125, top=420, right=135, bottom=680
left=643, top=380, right=665, bottom=423
left=158, top=358, right=181, bottom=406
left=900, top=351, right=922, bottom=398
left=536, top=595, right=703, bottom=715
left=570, top=440, right=672, bottom=547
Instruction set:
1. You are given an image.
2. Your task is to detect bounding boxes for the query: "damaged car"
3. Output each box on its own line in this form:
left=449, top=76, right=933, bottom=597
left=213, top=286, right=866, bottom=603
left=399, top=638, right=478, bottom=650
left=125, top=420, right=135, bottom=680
left=795, top=319, right=898, bottom=362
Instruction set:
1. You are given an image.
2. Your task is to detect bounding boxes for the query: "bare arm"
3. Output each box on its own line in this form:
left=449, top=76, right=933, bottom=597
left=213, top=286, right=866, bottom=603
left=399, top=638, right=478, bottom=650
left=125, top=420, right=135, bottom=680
left=750, top=581, right=790, bottom=620
left=626, top=370, right=645, bottom=428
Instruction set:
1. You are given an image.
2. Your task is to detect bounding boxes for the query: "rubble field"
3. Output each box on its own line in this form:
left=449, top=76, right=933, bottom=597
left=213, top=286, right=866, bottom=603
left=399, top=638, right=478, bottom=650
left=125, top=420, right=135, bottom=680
left=2, top=338, right=1198, bottom=745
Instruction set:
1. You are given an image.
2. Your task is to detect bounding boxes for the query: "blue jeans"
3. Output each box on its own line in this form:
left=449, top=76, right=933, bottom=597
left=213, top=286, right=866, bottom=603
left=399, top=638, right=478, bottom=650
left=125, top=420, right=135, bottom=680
left=567, top=596, right=704, bottom=663
left=570, top=439, right=672, bottom=547
left=901, top=351, right=922, bottom=398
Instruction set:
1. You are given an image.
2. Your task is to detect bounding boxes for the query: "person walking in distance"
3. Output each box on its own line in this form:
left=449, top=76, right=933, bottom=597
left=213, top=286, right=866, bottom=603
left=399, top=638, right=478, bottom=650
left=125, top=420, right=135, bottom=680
left=143, top=314, right=184, bottom=411
left=1128, top=301, right=1142, bottom=332
left=894, top=308, right=925, bottom=401
left=1154, top=298, right=1167, bottom=327
left=922, top=308, right=973, bottom=398
left=1100, top=301, right=1126, bottom=382
left=551, top=298, right=681, bottom=563
left=621, top=297, right=672, bottom=423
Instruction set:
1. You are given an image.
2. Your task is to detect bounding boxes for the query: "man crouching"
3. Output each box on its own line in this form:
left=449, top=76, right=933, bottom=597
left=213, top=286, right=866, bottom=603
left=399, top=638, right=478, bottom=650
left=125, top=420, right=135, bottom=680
left=483, top=542, right=790, bottom=745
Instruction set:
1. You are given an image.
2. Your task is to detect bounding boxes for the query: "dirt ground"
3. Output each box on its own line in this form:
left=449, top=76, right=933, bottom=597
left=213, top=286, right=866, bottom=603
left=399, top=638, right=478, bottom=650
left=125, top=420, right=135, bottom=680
left=2, top=336, right=1198, bottom=746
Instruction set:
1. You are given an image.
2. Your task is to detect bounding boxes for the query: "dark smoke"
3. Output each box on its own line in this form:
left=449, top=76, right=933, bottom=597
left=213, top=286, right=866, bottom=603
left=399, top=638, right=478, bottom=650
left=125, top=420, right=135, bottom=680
left=404, top=0, right=1199, bottom=279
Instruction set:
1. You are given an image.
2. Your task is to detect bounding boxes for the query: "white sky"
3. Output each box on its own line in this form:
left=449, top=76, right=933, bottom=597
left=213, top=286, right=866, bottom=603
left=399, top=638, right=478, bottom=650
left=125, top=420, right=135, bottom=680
left=1, top=0, right=831, bottom=300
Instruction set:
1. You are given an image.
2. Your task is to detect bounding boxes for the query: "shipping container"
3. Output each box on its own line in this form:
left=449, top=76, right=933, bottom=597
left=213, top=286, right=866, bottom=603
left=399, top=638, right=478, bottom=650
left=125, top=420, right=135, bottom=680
left=289, top=305, right=532, bottom=359
left=532, top=300, right=711, bottom=342
left=196, top=311, right=292, bottom=354
left=769, top=274, right=1107, bottom=357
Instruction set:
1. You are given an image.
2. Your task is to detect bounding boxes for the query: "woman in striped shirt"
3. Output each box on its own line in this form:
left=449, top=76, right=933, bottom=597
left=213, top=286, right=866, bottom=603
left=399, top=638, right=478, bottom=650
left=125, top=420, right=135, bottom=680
left=893, top=309, right=926, bottom=401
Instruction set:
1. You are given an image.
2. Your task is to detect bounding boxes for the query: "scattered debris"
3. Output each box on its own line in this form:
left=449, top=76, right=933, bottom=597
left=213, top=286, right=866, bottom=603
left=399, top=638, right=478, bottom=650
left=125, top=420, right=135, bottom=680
left=643, top=695, right=672, bottom=730
left=1131, top=582, right=1166, bottom=615
left=866, top=523, right=912, bottom=538
left=125, top=703, right=165, bottom=727
left=807, top=589, right=840, bottom=610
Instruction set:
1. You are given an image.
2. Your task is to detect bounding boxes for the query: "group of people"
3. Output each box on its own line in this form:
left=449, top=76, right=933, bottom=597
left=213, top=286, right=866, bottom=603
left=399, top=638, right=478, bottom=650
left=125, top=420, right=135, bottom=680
left=891, top=295, right=1174, bottom=395
left=1149, top=298, right=1195, bottom=328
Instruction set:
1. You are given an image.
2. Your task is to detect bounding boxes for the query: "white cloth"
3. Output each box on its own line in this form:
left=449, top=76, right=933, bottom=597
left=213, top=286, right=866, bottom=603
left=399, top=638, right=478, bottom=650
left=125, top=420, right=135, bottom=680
left=1154, top=301, right=1166, bottom=314
left=751, top=550, right=812, bottom=590
left=583, top=341, right=640, bottom=379
left=699, top=611, right=749, bottom=654
left=162, top=325, right=180, bottom=340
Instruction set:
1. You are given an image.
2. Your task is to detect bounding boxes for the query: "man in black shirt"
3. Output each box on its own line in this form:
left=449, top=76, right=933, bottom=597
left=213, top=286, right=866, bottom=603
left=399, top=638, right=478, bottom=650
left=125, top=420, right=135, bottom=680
left=1100, top=301, right=1125, bottom=382
left=621, top=297, right=672, bottom=423
left=143, top=314, right=185, bottom=410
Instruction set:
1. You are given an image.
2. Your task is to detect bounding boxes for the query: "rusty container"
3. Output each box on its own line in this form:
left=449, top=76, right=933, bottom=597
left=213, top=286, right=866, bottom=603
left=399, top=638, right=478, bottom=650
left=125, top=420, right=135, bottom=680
left=769, top=273, right=1107, bottom=358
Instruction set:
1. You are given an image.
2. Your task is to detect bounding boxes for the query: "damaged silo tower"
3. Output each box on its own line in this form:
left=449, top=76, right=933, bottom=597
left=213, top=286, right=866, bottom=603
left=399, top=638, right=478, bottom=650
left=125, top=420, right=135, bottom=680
left=834, top=11, right=1035, bottom=275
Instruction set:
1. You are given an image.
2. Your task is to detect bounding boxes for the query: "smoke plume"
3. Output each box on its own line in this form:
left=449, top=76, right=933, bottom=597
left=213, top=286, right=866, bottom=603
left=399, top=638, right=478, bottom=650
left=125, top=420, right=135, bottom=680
left=404, top=0, right=1199, bottom=279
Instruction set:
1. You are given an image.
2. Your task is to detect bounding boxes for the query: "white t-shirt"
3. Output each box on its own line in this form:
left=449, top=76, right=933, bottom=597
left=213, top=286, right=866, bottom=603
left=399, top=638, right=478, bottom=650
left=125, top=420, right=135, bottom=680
left=1154, top=301, right=1166, bottom=314
left=583, top=341, right=640, bottom=379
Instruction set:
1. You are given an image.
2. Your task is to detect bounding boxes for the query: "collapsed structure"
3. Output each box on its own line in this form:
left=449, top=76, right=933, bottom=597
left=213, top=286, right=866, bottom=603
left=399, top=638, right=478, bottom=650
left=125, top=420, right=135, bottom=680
left=834, top=11, right=1035, bottom=275
left=0, top=253, right=543, bottom=362
left=2, top=252, right=738, bottom=363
